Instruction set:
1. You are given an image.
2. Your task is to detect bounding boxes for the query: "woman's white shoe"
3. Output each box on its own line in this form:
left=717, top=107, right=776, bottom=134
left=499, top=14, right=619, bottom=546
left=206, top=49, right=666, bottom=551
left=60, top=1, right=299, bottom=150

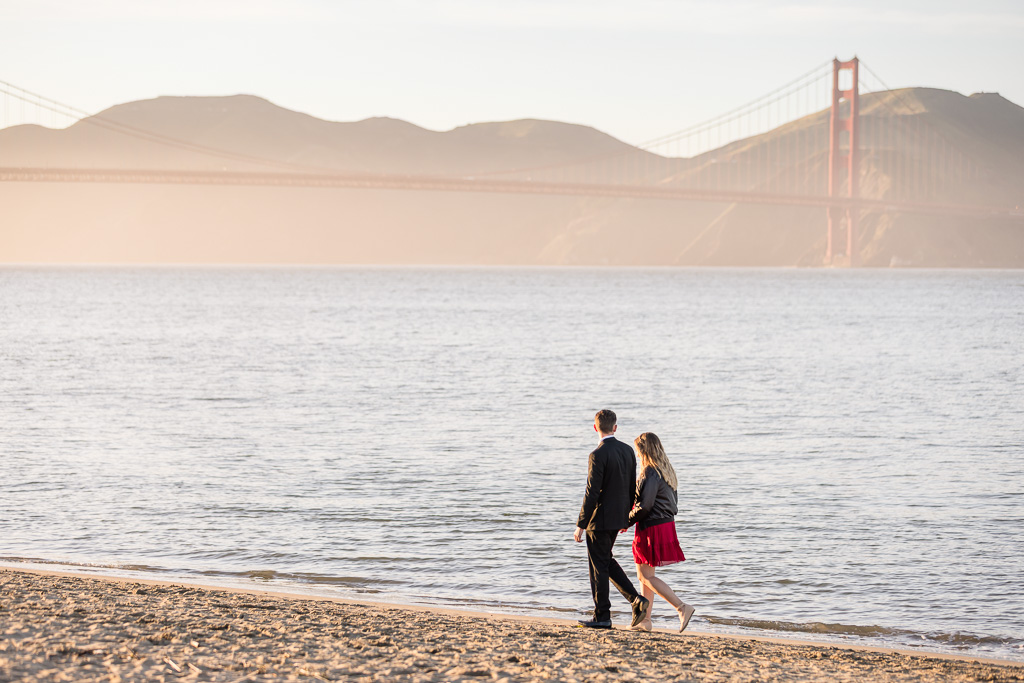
left=677, top=604, right=695, bottom=633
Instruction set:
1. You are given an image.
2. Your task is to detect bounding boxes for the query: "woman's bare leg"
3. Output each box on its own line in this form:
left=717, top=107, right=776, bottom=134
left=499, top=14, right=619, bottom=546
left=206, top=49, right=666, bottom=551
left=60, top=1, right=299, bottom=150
left=638, top=564, right=696, bottom=632
left=633, top=564, right=656, bottom=630
left=638, top=564, right=683, bottom=608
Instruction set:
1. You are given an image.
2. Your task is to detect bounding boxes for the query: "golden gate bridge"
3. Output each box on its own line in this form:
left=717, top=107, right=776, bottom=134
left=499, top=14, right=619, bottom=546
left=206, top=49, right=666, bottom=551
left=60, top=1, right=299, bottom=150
left=2, top=58, right=1022, bottom=266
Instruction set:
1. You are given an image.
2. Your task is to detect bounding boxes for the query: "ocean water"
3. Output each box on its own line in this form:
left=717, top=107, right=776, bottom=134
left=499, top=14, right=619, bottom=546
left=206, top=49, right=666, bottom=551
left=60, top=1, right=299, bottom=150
left=1, top=266, right=1022, bottom=661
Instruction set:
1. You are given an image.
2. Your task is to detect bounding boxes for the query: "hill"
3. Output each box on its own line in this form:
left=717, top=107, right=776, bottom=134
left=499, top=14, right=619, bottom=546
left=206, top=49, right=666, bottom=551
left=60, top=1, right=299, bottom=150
left=1, top=90, right=1022, bottom=266
left=0, top=94, right=654, bottom=175
left=547, top=88, right=1024, bottom=267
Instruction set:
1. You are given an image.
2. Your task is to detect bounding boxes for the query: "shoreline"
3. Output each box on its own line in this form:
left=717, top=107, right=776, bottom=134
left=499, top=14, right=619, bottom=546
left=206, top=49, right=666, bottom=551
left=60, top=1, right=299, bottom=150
left=3, top=568, right=1023, bottom=682
left=6, top=565, right=1020, bottom=667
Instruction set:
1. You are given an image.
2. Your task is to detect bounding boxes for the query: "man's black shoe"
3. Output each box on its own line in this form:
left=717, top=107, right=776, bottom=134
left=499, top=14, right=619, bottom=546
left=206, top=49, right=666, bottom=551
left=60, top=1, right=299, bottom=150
left=630, top=596, right=651, bottom=627
left=576, top=619, right=613, bottom=629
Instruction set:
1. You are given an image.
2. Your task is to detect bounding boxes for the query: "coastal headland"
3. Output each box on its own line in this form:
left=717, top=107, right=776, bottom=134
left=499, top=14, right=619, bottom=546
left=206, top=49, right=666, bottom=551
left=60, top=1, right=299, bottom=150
left=2, top=88, right=1023, bottom=267
left=2, top=569, right=1021, bottom=682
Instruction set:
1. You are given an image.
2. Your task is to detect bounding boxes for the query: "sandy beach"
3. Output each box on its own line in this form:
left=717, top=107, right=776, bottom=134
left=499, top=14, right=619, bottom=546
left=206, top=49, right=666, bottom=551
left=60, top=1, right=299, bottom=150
left=1, top=569, right=1021, bottom=682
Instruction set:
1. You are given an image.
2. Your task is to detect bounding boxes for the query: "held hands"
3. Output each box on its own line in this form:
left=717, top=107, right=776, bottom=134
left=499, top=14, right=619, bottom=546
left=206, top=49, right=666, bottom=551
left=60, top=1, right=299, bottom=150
left=574, top=527, right=628, bottom=541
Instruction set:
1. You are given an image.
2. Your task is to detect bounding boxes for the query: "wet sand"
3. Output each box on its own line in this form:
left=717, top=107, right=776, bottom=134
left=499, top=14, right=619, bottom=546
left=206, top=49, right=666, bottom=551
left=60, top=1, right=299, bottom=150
left=2, top=568, right=1021, bottom=682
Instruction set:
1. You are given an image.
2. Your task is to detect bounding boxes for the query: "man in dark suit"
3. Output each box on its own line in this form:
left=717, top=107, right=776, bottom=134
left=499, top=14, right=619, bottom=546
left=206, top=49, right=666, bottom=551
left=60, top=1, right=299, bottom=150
left=574, top=409, right=650, bottom=629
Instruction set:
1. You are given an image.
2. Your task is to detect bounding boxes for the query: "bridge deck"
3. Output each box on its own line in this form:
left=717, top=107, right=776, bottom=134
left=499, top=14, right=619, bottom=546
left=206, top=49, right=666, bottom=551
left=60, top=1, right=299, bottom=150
left=1, top=168, right=1020, bottom=220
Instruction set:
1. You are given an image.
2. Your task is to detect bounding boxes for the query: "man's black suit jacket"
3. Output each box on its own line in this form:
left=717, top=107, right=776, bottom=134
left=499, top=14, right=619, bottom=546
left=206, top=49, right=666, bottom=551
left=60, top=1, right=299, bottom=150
left=576, top=436, right=637, bottom=531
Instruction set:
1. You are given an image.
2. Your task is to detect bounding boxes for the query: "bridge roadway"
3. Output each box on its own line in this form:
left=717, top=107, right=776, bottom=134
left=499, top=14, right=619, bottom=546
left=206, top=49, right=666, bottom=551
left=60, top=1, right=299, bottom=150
left=1, top=167, right=1020, bottom=220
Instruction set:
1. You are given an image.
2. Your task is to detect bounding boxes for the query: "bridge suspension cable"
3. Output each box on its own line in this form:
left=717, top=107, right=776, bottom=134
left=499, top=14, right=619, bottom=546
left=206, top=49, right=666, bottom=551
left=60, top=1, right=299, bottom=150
left=855, top=60, right=977, bottom=203
left=636, top=59, right=834, bottom=153
left=471, top=62, right=836, bottom=182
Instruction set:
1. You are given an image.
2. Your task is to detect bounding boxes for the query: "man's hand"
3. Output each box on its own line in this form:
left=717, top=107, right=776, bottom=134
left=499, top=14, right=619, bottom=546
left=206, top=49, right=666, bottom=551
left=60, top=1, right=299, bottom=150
left=574, top=527, right=585, bottom=543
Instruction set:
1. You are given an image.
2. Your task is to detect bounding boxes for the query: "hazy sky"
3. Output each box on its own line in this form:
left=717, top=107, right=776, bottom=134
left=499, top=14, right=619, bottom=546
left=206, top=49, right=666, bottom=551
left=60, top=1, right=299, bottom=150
left=2, top=0, right=1022, bottom=145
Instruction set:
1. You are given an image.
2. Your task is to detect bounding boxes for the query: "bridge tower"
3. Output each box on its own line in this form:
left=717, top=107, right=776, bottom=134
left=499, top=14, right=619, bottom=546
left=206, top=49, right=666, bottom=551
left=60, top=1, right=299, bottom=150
left=826, top=57, right=860, bottom=266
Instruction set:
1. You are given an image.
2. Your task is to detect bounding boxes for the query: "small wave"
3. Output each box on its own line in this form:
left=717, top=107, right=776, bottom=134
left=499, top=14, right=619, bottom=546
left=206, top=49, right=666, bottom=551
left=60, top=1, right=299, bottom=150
left=205, top=569, right=402, bottom=587
left=0, top=557, right=393, bottom=589
left=704, top=616, right=1024, bottom=650
left=0, top=556, right=169, bottom=574
left=705, top=616, right=903, bottom=638
left=402, top=593, right=581, bottom=615
left=192, top=397, right=251, bottom=402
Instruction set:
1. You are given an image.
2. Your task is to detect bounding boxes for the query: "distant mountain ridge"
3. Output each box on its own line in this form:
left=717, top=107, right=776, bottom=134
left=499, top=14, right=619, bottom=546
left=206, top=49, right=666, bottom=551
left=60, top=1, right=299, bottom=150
left=1, top=89, right=1022, bottom=267
left=0, top=94, right=651, bottom=175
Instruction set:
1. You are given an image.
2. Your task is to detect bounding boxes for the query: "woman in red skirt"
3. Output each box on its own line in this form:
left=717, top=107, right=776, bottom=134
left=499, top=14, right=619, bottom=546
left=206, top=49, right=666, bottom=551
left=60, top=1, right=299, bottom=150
left=627, top=432, right=696, bottom=632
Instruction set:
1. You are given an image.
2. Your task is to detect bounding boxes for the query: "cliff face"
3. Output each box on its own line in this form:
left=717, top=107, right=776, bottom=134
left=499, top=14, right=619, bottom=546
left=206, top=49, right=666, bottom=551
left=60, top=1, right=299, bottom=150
left=1, top=90, right=1022, bottom=266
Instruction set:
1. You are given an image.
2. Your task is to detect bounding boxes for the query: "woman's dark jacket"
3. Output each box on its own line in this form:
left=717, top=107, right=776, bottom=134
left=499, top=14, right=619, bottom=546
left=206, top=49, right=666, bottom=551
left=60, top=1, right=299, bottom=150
left=628, top=465, right=677, bottom=530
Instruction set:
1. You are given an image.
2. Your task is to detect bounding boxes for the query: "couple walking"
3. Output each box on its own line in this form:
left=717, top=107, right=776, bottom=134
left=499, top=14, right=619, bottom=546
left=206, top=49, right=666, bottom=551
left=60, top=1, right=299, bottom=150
left=574, top=409, right=696, bottom=632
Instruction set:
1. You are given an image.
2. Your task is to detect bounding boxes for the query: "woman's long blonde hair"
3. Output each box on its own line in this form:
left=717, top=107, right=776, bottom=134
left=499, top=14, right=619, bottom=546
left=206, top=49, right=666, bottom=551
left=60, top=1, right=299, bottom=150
left=634, top=432, right=678, bottom=490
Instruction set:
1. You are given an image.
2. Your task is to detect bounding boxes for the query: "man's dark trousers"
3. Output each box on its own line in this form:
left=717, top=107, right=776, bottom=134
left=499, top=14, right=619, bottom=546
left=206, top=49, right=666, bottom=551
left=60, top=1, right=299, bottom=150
left=586, top=529, right=640, bottom=622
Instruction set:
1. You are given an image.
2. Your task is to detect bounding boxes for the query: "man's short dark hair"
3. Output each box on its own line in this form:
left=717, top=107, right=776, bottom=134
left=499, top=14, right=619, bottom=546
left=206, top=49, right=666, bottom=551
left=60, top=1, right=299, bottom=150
left=595, top=409, right=617, bottom=433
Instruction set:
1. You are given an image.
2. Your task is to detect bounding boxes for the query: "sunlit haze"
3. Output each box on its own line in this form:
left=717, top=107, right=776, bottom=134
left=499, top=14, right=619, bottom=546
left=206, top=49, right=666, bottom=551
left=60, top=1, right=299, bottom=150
left=2, top=0, right=1023, bottom=143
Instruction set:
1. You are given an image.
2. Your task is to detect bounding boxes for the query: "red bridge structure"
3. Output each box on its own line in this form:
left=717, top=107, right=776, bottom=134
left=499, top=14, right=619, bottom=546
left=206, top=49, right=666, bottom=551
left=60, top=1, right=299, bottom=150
left=1, top=58, right=1021, bottom=266
left=828, top=58, right=861, bottom=265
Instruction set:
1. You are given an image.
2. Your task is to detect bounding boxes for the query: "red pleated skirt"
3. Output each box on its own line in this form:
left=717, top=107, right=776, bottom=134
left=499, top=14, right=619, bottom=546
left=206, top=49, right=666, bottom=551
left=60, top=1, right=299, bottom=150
left=632, top=521, right=686, bottom=567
